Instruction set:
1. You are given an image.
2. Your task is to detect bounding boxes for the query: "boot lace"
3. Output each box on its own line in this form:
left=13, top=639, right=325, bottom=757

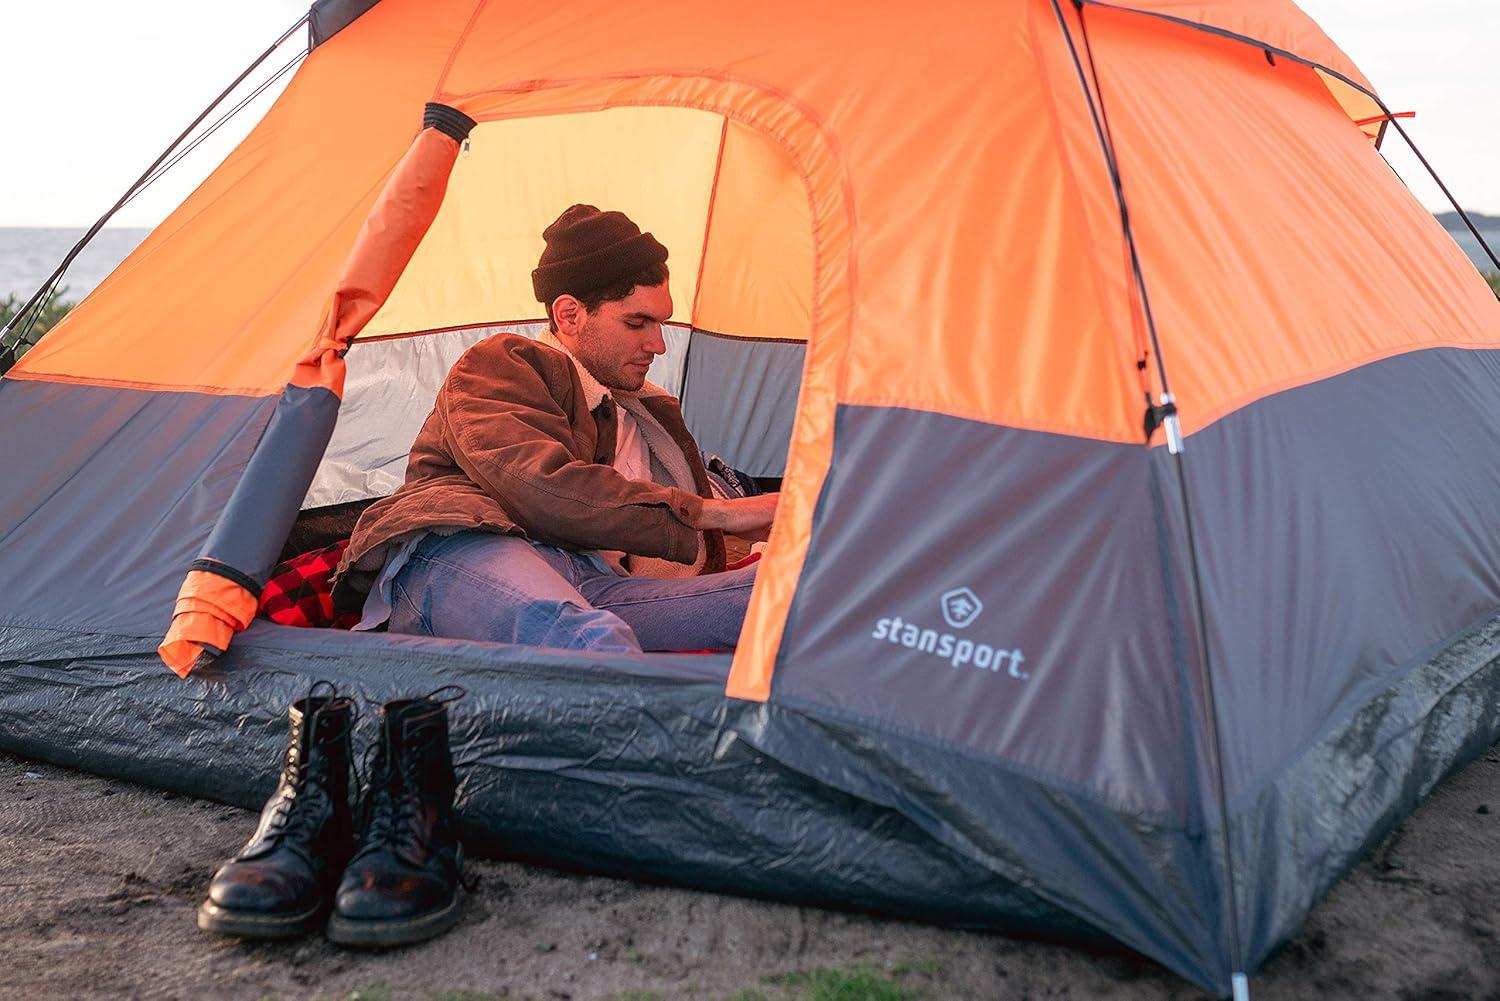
left=262, top=691, right=353, bottom=846
left=359, top=738, right=428, bottom=853
left=271, top=756, right=332, bottom=844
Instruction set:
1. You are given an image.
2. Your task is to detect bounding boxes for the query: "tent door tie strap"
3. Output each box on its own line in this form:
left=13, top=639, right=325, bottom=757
left=423, top=103, right=477, bottom=142
left=189, top=557, right=265, bottom=600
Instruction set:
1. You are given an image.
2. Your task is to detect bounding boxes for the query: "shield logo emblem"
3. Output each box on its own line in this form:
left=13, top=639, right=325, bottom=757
left=940, top=587, right=983, bottom=629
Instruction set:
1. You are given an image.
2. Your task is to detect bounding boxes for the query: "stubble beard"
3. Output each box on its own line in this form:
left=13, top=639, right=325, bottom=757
left=575, top=317, right=647, bottom=392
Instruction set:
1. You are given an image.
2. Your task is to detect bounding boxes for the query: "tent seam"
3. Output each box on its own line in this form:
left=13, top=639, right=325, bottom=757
left=3, top=370, right=273, bottom=398
left=433, top=0, right=491, bottom=96
left=688, top=116, right=731, bottom=325
left=1028, top=0, right=1153, bottom=431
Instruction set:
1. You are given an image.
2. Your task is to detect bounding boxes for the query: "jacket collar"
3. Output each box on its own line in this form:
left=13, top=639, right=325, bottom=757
left=537, top=329, right=611, bottom=410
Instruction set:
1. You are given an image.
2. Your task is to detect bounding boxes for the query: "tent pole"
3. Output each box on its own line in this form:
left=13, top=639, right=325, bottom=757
left=0, top=13, right=311, bottom=369
left=1049, top=0, right=1250, bottom=988
left=1374, top=106, right=1500, bottom=273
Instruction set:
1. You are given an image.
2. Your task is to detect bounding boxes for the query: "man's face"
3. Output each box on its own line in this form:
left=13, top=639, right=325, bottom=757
left=571, top=282, right=672, bottom=392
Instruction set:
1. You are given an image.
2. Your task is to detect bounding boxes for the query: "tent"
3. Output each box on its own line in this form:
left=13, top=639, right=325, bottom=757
left=3, top=0, right=1500, bottom=994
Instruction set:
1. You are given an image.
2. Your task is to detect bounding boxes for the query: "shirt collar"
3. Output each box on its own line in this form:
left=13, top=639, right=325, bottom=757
left=537, top=329, right=612, bottom=411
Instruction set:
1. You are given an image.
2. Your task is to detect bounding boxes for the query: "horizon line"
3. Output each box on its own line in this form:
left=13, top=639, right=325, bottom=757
left=4, top=208, right=1500, bottom=231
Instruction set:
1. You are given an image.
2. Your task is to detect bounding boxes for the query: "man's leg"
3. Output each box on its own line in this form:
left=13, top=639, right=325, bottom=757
left=388, top=532, right=641, bottom=652
left=570, top=562, right=759, bottom=651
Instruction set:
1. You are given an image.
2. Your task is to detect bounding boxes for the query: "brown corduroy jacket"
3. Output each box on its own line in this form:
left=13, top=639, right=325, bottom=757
left=333, top=333, right=725, bottom=607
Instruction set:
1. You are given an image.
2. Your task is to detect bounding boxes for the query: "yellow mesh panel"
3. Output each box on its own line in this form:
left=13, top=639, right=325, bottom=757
left=1317, top=70, right=1384, bottom=141
left=362, top=107, right=724, bottom=338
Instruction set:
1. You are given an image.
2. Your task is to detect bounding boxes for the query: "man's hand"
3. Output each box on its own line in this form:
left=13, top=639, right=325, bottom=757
left=692, top=492, right=779, bottom=542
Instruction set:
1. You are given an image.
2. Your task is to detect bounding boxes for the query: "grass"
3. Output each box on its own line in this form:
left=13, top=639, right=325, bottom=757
left=321, top=988, right=514, bottom=1001
left=307, top=964, right=929, bottom=1001
left=1485, top=271, right=1500, bottom=298
left=761, top=964, right=921, bottom=1001
left=338, top=986, right=393, bottom=1001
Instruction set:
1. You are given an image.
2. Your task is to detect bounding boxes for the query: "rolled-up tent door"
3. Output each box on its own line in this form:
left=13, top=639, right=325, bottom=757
left=159, top=104, right=476, bottom=675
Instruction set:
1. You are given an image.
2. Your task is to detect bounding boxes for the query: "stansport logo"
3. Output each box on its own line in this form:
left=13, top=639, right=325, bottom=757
left=871, top=587, right=1029, bottom=679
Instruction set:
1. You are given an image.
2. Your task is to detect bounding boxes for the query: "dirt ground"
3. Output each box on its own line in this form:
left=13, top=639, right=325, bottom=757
left=2, top=746, right=1498, bottom=1001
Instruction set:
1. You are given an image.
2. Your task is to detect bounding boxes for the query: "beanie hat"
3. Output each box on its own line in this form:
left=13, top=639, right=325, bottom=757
left=531, top=204, right=669, bottom=305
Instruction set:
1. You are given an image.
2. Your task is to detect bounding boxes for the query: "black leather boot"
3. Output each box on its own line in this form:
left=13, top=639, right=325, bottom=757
left=198, top=693, right=355, bottom=938
left=327, top=695, right=463, bottom=947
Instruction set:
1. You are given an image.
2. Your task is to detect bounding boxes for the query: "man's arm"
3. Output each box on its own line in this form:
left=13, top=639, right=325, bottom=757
left=689, top=493, right=779, bottom=542
left=439, top=339, right=705, bottom=563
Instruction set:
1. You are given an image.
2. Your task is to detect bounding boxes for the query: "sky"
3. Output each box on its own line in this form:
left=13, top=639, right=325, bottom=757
left=0, top=0, right=1495, bottom=228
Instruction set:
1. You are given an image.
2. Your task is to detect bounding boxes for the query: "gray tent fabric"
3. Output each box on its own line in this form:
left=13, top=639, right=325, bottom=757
left=308, top=0, right=382, bottom=49
left=681, top=330, right=803, bottom=477
left=0, top=379, right=274, bottom=636
left=0, top=618, right=1107, bottom=944
left=776, top=406, right=1194, bottom=814
left=304, top=323, right=695, bottom=509
left=304, top=325, right=540, bottom=509
left=760, top=346, right=1500, bottom=990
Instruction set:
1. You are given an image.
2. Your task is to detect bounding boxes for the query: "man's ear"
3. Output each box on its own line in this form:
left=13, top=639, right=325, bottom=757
left=552, top=294, right=585, bottom=338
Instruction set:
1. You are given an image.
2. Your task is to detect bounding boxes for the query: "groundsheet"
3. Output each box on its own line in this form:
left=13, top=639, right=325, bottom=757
left=2, top=746, right=1497, bottom=1001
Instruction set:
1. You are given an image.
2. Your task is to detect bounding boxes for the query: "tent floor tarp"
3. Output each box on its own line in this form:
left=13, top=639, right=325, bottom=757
left=4, top=605, right=1500, bottom=986
left=0, top=620, right=1105, bottom=946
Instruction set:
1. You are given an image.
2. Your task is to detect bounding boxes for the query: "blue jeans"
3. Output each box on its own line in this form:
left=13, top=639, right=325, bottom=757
left=387, top=531, right=757, bottom=652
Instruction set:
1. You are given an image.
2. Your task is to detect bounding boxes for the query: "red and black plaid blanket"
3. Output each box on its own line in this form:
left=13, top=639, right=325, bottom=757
left=258, top=540, right=360, bottom=630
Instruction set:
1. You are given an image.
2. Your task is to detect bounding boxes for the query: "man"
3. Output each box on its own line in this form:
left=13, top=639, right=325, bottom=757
left=334, top=204, right=777, bottom=652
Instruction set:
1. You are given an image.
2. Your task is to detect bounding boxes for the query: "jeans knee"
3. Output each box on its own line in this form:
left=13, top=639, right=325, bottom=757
left=535, top=600, right=641, bottom=653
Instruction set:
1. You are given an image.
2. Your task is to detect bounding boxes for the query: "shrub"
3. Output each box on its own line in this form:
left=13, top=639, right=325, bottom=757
left=0, top=285, right=75, bottom=363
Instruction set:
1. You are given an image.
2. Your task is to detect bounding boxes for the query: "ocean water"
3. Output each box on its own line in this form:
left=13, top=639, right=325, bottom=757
left=1451, top=228, right=1500, bottom=272
left=2, top=223, right=1497, bottom=305
left=0, top=228, right=149, bottom=303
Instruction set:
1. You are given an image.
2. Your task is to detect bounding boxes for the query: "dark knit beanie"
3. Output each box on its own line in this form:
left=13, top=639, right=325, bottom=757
left=531, top=204, right=669, bottom=305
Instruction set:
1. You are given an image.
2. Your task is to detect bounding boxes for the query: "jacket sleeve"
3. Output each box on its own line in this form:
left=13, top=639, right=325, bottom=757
left=438, top=340, right=705, bottom=563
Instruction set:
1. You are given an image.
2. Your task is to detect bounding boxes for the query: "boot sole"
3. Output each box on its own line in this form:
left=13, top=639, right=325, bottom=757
left=197, top=899, right=324, bottom=939
left=325, top=892, right=462, bottom=948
